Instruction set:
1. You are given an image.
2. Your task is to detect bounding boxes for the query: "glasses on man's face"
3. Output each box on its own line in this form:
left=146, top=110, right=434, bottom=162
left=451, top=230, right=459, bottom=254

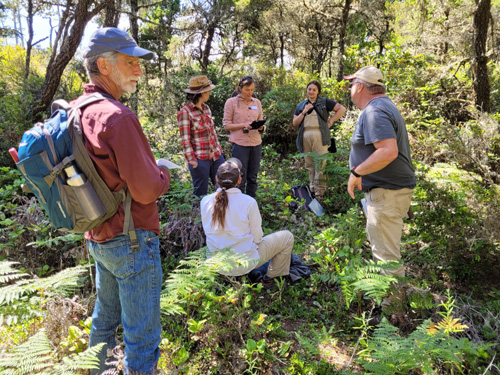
left=349, top=80, right=361, bottom=88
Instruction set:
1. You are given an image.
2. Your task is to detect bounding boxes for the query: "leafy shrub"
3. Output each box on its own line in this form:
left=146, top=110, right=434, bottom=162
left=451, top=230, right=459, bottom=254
left=261, top=82, right=303, bottom=154
left=406, top=163, right=500, bottom=283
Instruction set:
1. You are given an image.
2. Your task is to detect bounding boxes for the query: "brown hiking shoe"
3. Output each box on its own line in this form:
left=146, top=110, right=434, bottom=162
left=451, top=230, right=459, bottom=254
left=260, top=275, right=277, bottom=290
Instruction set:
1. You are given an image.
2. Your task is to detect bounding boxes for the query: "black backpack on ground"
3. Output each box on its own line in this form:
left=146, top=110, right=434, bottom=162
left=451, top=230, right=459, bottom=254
left=289, top=184, right=314, bottom=212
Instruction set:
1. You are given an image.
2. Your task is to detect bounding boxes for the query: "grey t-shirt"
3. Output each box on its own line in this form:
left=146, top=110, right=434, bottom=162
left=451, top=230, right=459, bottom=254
left=349, top=96, right=416, bottom=191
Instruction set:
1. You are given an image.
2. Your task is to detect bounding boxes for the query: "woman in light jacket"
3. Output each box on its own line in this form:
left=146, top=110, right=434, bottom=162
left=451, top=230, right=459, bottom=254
left=223, top=76, right=264, bottom=197
left=200, top=158, right=294, bottom=287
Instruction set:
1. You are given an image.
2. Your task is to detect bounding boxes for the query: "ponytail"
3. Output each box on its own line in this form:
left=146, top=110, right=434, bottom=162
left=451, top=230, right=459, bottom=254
left=211, top=188, right=229, bottom=229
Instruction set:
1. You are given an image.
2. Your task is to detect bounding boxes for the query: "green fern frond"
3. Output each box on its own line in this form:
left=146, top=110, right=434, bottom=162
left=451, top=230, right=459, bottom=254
left=0, top=279, right=34, bottom=305
left=0, top=261, right=28, bottom=284
left=29, top=265, right=88, bottom=295
left=0, top=328, right=53, bottom=374
left=352, top=277, right=393, bottom=303
left=51, top=343, right=103, bottom=374
left=0, top=265, right=87, bottom=305
left=358, top=319, right=472, bottom=374
left=354, top=260, right=402, bottom=276
left=27, top=233, right=83, bottom=249
left=312, top=272, right=337, bottom=284
left=205, top=248, right=254, bottom=274
left=161, top=248, right=253, bottom=316
left=294, top=326, right=336, bottom=359
left=0, top=328, right=103, bottom=375
left=339, top=260, right=398, bottom=308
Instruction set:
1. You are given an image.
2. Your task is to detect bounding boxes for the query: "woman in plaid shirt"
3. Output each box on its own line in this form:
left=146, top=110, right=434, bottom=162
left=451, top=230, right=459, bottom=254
left=177, top=75, right=225, bottom=197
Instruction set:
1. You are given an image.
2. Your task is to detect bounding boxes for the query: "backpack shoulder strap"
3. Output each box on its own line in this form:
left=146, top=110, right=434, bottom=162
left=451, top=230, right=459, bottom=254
left=73, top=93, right=110, bottom=110
left=70, top=93, right=137, bottom=244
left=122, top=190, right=139, bottom=249
left=51, top=99, right=71, bottom=113
left=68, top=93, right=110, bottom=135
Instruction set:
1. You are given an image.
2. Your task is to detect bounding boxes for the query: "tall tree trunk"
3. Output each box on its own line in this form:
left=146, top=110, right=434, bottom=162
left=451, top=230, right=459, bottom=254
left=472, top=0, right=491, bottom=112
left=129, top=0, right=139, bottom=113
left=28, top=0, right=111, bottom=122
left=129, top=0, right=139, bottom=41
left=13, top=7, right=24, bottom=46
left=103, top=0, right=121, bottom=27
left=279, top=34, right=285, bottom=68
left=312, top=21, right=324, bottom=74
left=201, top=23, right=216, bottom=72
left=336, top=0, right=351, bottom=82
left=24, top=0, right=34, bottom=79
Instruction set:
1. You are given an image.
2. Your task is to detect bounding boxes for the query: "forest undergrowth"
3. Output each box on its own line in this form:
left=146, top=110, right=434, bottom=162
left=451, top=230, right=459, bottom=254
left=1, top=127, right=499, bottom=374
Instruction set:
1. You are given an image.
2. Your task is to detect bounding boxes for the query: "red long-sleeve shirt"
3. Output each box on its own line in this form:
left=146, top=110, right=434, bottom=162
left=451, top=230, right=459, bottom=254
left=78, top=84, right=170, bottom=242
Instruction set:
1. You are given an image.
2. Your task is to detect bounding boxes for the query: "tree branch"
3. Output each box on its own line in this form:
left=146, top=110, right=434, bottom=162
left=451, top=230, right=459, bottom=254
left=33, top=36, right=49, bottom=47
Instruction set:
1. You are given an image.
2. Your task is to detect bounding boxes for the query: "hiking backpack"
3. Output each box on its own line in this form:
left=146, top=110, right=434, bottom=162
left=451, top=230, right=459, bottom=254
left=15, top=94, right=132, bottom=235
left=289, top=184, right=314, bottom=211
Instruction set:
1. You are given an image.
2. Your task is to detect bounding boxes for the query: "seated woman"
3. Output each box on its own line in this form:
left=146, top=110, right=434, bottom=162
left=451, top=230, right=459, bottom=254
left=200, top=158, right=294, bottom=287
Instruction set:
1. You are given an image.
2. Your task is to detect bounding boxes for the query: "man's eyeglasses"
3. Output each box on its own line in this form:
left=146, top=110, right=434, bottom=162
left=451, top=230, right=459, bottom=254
left=349, top=80, right=362, bottom=88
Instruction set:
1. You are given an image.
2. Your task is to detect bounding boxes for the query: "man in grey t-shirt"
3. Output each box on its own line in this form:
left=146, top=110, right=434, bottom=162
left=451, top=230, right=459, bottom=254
left=344, top=66, right=415, bottom=308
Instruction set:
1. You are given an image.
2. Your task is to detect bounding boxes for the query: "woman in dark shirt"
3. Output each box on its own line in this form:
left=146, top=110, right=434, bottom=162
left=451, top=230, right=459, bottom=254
left=292, top=80, right=346, bottom=202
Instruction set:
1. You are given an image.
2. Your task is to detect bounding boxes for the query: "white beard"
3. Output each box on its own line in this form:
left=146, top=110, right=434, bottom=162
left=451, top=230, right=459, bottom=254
left=111, top=68, right=140, bottom=94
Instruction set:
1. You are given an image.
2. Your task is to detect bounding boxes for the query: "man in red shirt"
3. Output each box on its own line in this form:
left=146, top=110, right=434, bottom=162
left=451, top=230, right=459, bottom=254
left=81, top=28, right=170, bottom=375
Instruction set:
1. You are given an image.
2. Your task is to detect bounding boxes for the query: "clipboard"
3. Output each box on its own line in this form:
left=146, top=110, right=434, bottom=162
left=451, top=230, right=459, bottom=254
left=250, top=119, right=266, bottom=129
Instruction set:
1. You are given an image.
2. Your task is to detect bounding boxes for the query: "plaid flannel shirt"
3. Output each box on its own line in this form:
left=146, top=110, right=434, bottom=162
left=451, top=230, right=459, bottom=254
left=177, top=102, right=222, bottom=164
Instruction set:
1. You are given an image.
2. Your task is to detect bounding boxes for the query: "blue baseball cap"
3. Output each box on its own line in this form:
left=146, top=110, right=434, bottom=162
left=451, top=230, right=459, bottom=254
left=84, top=27, right=154, bottom=60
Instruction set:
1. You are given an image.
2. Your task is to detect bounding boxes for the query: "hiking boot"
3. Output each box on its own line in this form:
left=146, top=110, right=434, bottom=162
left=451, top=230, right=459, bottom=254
left=260, top=275, right=277, bottom=290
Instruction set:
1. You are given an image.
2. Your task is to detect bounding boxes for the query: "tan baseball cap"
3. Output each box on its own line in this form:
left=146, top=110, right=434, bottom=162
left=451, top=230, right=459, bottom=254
left=344, top=65, right=384, bottom=86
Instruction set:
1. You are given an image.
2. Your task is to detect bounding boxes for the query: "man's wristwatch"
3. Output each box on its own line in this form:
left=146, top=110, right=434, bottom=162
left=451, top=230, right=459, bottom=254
left=351, top=167, right=361, bottom=178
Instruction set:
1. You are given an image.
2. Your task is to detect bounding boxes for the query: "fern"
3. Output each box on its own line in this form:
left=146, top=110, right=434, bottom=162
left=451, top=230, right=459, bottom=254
left=0, top=328, right=102, bottom=375
left=311, top=272, right=337, bottom=284
left=51, top=344, right=103, bottom=375
left=427, top=289, right=468, bottom=336
left=0, top=262, right=87, bottom=324
left=339, top=260, right=398, bottom=308
left=0, top=264, right=87, bottom=304
left=27, top=233, right=83, bottom=249
left=161, top=248, right=253, bottom=316
left=0, top=328, right=53, bottom=374
left=358, top=319, right=475, bottom=374
left=427, top=316, right=468, bottom=336
left=0, top=261, right=28, bottom=284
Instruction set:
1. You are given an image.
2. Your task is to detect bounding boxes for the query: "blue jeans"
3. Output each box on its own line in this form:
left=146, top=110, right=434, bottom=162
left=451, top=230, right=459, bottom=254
left=188, top=155, right=225, bottom=196
left=232, top=144, right=262, bottom=197
left=87, top=230, right=162, bottom=375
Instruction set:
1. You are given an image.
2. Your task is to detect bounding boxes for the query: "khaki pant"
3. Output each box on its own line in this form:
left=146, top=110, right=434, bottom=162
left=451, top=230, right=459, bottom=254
left=365, top=188, right=414, bottom=278
left=254, top=230, right=294, bottom=278
left=303, top=129, right=329, bottom=198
